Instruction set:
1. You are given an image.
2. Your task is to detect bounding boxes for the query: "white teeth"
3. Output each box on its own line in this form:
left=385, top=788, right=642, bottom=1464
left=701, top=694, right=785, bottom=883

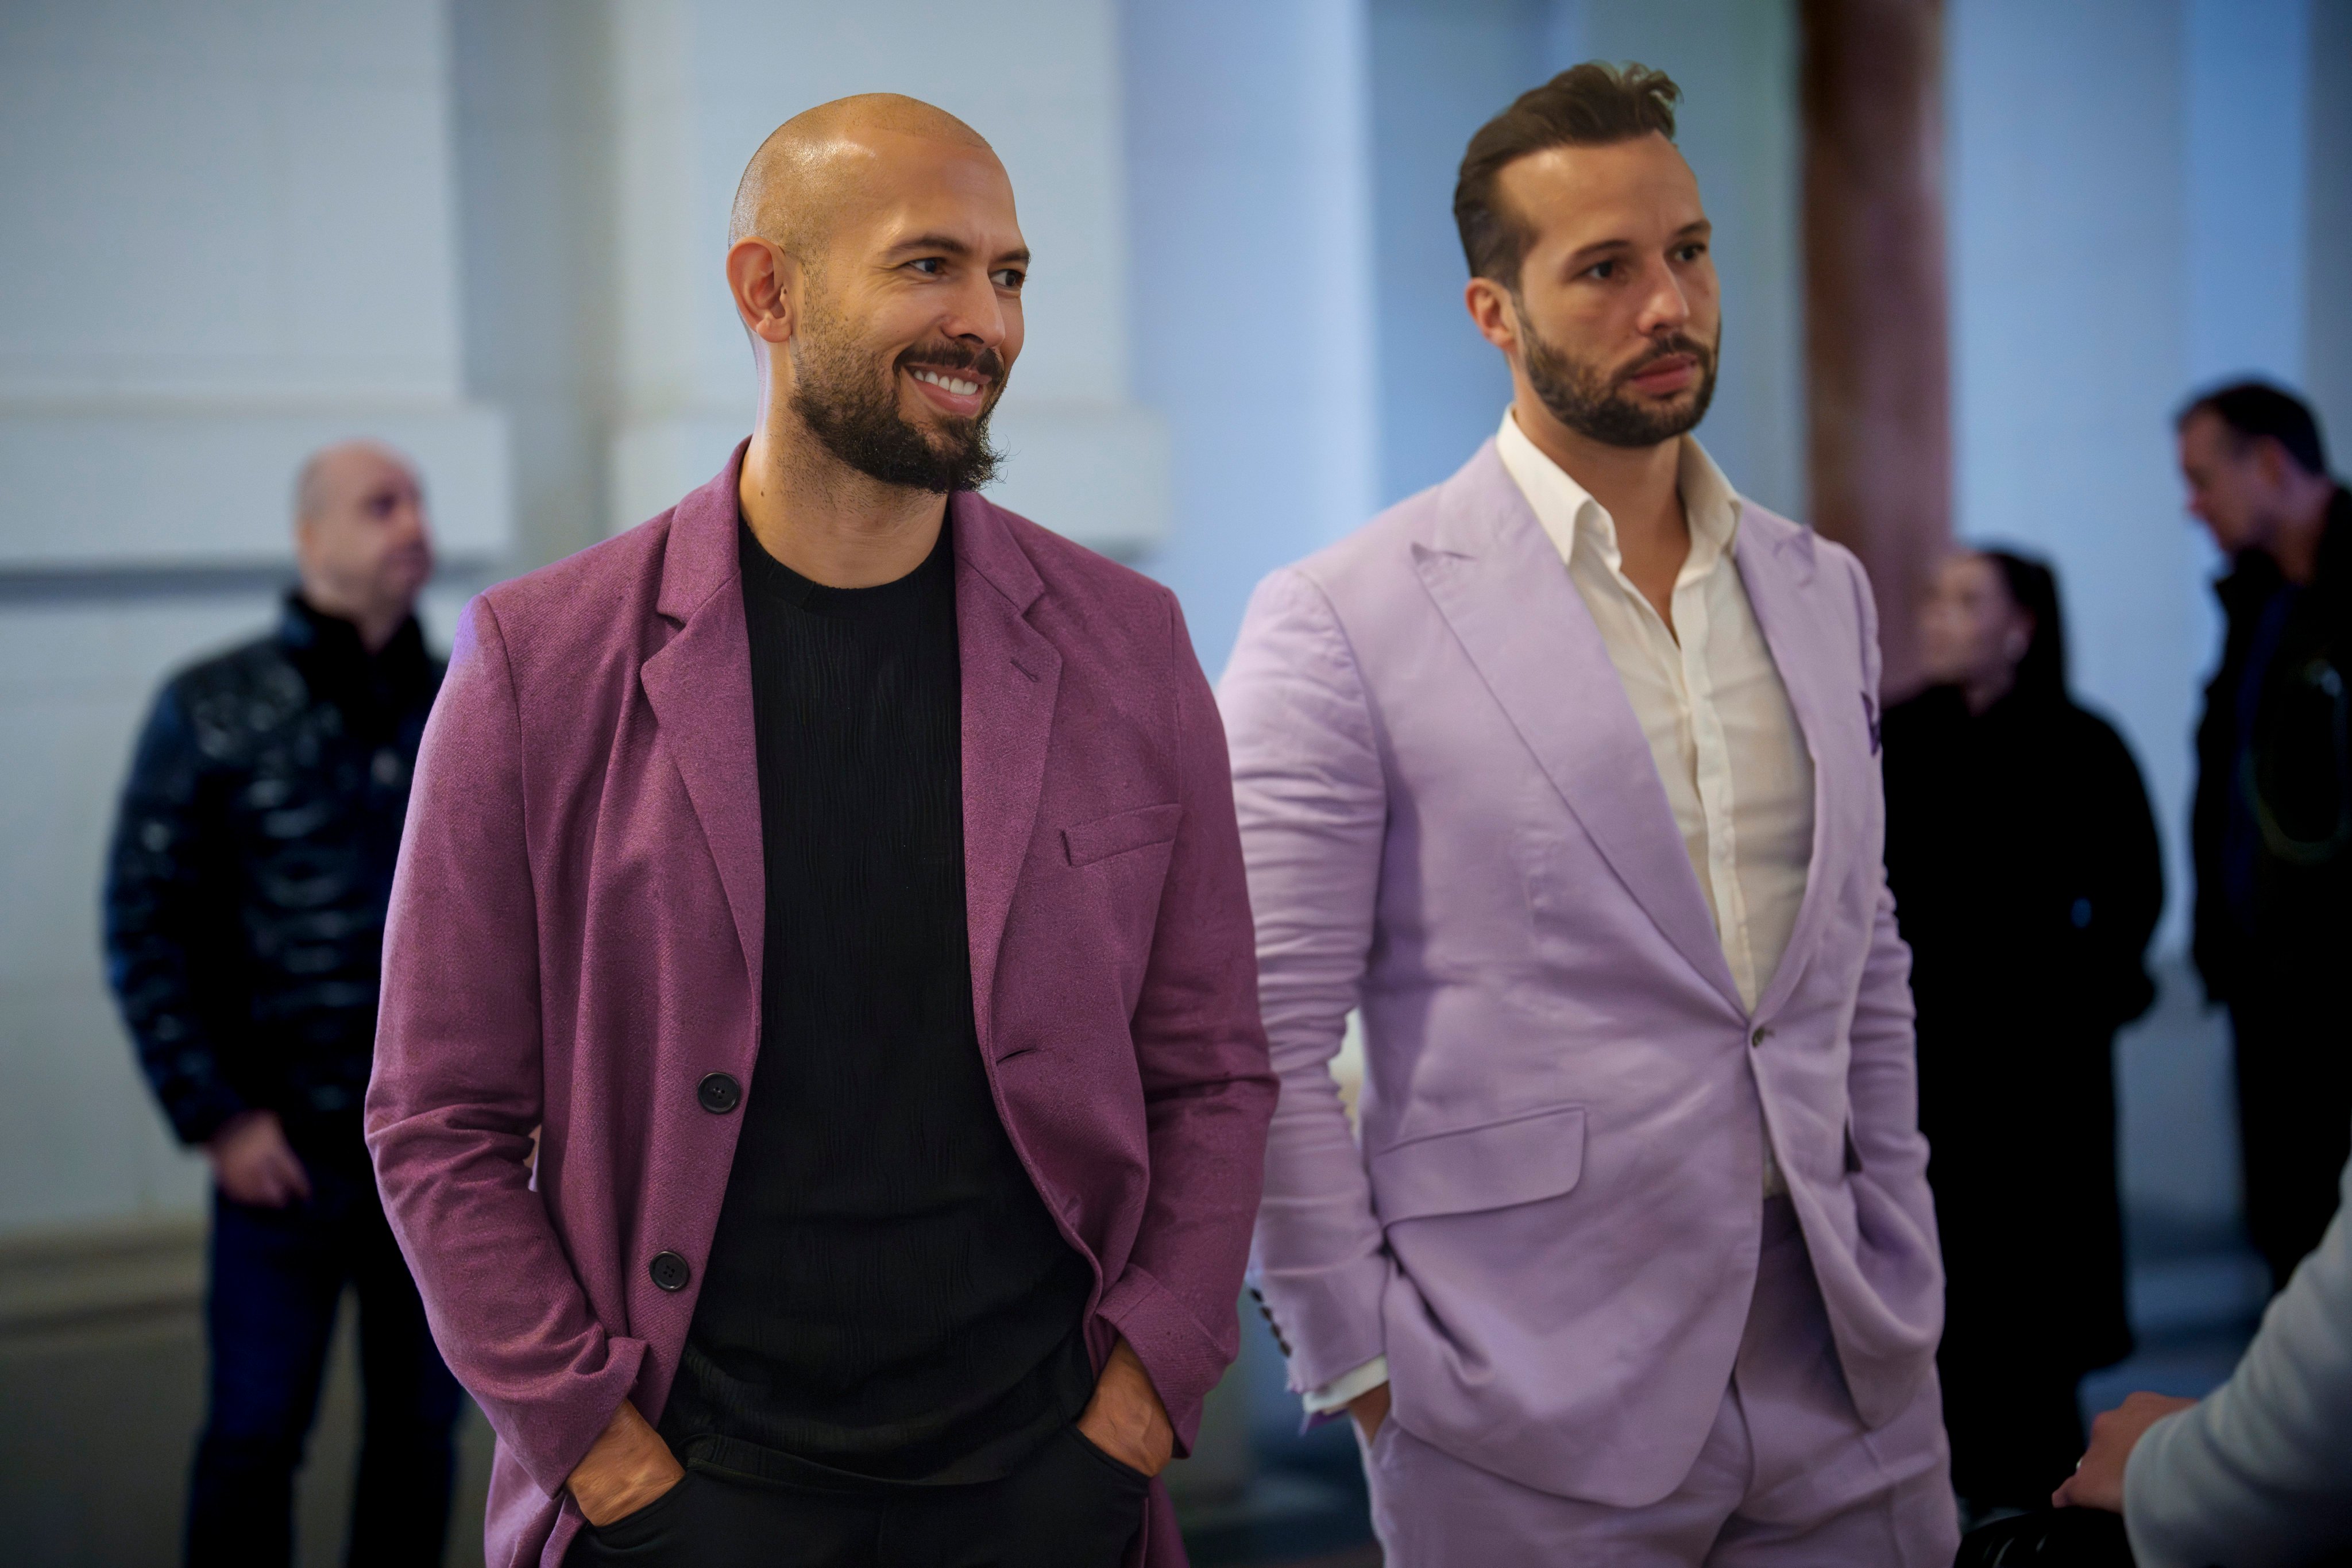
left=912, top=368, right=980, bottom=396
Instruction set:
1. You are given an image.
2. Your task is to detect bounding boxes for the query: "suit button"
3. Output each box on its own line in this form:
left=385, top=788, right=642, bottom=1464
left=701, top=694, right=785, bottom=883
left=649, top=1252, right=692, bottom=1292
left=697, top=1072, right=741, bottom=1114
left=1751, top=1026, right=1771, bottom=1048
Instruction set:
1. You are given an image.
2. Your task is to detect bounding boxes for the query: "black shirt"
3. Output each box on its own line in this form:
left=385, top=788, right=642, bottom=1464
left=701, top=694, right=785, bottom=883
left=659, top=516, right=1095, bottom=1484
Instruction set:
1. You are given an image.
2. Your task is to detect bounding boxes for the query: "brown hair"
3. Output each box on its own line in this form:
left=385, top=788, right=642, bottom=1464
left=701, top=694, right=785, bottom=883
left=1453, top=62, right=1682, bottom=287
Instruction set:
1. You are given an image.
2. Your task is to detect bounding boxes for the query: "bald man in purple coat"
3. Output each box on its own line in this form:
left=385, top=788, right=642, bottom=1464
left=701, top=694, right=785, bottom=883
left=367, top=96, right=1271, bottom=1568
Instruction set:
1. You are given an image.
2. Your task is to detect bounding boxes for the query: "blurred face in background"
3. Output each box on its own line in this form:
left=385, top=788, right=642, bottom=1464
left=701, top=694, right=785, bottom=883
left=2177, top=408, right=2292, bottom=557
left=1476, top=132, right=1721, bottom=449
left=294, top=443, right=433, bottom=644
left=1920, top=553, right=2030, bottom=693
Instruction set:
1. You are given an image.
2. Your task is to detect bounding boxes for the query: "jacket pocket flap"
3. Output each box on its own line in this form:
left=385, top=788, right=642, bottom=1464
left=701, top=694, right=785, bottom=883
left=1369, top=1104, right=1586, bottom=1225
left=1064, top=803, right=1182, bottom=867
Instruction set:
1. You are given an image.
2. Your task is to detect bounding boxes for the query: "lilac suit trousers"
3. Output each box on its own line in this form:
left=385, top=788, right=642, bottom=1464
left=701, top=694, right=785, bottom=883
left=1362, top=1202, right=1957, bottom=1565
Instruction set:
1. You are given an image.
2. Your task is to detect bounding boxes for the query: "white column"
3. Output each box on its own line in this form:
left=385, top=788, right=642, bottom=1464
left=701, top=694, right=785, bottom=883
left=600, top=0, right=1170, bottom=554
left=2303, top=0, right=2351, bottom=447
left=1122, top=0, right=1378, bottom=677
left=2187, top=0, right=2311, bottom=389
left=0, top=0, right=510, bottom=1232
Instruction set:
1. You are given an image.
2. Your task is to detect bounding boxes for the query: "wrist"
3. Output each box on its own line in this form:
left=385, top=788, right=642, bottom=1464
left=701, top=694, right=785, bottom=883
left=567, top=1401, right=682, bottom=1527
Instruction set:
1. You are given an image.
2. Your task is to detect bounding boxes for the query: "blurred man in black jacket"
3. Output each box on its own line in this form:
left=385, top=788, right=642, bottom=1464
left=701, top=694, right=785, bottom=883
left=103, top=442, right=461, bottom=1566
left=2179, top=383, right=2352, bottom=1292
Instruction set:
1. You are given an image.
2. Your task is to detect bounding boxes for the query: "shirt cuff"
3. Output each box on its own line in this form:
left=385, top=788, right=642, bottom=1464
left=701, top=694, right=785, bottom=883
left=1303, top=1355, right=1389, bottom=1415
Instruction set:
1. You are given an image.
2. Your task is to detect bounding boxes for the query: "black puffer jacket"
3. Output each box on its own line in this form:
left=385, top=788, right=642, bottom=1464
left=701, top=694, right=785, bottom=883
left=2193, top=488, right=2352, bottom=1002
left=103, top=594, right=442, bottom=1153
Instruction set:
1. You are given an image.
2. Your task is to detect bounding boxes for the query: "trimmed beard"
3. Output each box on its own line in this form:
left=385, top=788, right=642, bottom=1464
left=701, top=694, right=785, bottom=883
left=788, top=293, right=1006, bottom=494
left=1517, top=298, right=1719, bottom=450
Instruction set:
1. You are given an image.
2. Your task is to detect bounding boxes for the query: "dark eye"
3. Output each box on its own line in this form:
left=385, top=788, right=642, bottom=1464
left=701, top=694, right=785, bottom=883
left=991, top=268, right=1025, bottom=289
left=1676, top=242, right=1708, bottom=262
left=1585, top=258, right=1617, bottom=281
left=908, top=257, right=944, bottom=275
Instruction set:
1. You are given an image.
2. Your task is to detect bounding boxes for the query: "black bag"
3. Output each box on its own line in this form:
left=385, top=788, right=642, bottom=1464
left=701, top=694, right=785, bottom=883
left=1956, top=1510, right=2136, bottom=1568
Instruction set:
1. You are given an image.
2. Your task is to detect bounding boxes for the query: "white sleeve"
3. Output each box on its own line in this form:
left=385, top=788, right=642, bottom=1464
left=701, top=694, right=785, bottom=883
left=1303, top=1355, right=1390, bottom=1416
left=2123, top=1148, right=2352, bottom=1567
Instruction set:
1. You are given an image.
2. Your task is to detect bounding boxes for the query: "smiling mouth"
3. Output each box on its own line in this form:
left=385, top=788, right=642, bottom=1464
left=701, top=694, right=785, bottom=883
left=908, top=366, right=984, bottom=397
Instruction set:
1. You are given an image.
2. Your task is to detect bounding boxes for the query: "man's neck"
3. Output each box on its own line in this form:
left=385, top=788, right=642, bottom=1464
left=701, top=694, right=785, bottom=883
left=739, top=418, right=948, bottom=590
left=2265, top=477, right=2338, bottom=586
left=1510, top=392, right=1689, bottom=625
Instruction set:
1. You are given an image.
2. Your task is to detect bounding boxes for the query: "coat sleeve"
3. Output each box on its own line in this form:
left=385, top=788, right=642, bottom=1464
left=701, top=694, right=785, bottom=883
left=2124, top=1143, right=2352, bottom=1565
left=365, top=597, right=647, bottom=1500
left=1216, top=568, right=1393, bottom=1398
left=102, top=681, right=247, bottom=1145
left=1095, top=590, right=1279, bottom=1454
left=1841, top=557, right=1938, bottom=1252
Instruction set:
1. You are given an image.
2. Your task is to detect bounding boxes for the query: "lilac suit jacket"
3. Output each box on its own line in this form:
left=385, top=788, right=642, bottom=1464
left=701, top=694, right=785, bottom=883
left=366, top=447, right=1275, bottom=1568
left=1220, top=442, right=1941, bottom=1508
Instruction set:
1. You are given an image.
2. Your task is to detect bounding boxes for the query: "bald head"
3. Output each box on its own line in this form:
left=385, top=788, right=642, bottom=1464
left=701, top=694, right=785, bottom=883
left=729, top=94, right=995, bottom=260
left=291, top=441, right=433, bottom=650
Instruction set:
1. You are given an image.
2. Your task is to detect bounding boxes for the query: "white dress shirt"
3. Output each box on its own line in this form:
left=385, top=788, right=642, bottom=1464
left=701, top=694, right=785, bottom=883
left=1303, top=414, right=1814, bottom=1416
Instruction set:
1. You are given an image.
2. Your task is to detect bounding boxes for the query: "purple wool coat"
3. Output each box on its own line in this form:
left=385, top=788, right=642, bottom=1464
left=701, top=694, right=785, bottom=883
left=366, top=446, right=1275, bottom=1568
left=1222, top=441, right=1945, bottom=1509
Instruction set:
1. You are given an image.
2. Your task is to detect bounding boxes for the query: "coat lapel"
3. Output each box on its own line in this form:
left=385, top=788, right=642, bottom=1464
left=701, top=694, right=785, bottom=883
left=1415, top=445, right=1743, bottom=1013
left=639, top=443, right=765, bottom=995
left=951, top=492, right=1062, bottom=1057
left=1733, top=513, right=1857, bottom=1021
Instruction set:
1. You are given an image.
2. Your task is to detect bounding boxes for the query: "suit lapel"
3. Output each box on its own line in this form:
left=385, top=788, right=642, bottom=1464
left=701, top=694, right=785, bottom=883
left=1733, top=516, right=1857, bottom=1021
left=1416, top=446, right=1743, bottom=1012
left=952, top=493, right=1061, bottom=1057
left=639, top=445, right=765, bottom=995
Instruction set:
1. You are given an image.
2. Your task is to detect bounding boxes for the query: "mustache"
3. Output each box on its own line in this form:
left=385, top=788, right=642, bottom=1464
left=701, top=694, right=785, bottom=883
left=1616, top=334, right=1714, bottom=384
left=898, top=342, right=1007, bottom=384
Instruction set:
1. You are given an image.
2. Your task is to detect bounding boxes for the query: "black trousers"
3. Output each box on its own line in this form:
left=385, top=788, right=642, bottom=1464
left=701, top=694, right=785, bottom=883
left=186, top=1154, right=465, bottom=1567
left=2231, top=991, right=2352, bottom=1291
left=567, top=1425, right=1149, bottom=1568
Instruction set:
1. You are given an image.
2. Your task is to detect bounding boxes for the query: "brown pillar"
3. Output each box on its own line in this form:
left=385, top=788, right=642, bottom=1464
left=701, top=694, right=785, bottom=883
left=1801, top=0, right=1951, bottom=700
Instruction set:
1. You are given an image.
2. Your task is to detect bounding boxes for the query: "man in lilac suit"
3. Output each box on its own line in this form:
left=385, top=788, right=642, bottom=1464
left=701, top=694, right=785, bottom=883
left=366, top=95, right=1272, bottom=1568
left=1222, top=65, right=1956, bottom=1562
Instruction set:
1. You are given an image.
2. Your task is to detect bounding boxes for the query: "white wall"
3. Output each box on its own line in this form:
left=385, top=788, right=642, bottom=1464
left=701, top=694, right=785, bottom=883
left=1947, top=0, right=2319, bottom=957
left=0, top=0, right=508, bottom=1235
left=1121, top=0, right=1379, bottom=675
left=2308, top=0, right=2352, bottom=447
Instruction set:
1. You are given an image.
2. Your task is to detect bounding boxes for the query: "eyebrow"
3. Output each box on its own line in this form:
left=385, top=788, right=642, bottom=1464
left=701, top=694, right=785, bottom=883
left=1562, top=219, right=1712, bottom=269
left=885, top=232, right=1031, bottom=267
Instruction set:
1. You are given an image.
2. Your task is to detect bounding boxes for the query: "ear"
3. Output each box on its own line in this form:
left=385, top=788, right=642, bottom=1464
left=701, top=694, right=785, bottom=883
left=726, top=237, right=798, bottom=346
left=1465, top=276, right=1520, bottom=355
left=2253, top=436, right=2292, bottom=489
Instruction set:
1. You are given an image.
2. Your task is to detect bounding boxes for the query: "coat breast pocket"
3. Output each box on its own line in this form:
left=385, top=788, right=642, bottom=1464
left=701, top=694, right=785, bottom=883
left=1063, top=802, right=1181, bottom=867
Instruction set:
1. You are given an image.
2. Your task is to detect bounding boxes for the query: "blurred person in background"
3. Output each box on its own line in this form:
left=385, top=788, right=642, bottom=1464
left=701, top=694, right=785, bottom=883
left=1881, top=549, right=2163, bottom=1524
left=1226, top=63, right=1955, bottom=1564
left=103, top=441, right=462, bottom=1566
left=368, top=95, right=1269, bottom=1568
left=2179, top=383, right=2352, bottom=1293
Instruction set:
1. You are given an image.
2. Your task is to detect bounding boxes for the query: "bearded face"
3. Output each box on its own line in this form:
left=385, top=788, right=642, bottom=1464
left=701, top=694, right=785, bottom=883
left=1515, top=296, right=1719, bottom=450
left=788, top=281, right=1009, bottom=494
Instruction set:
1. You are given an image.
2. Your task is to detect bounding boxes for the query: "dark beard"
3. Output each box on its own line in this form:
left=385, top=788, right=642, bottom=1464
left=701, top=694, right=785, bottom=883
left=1518, top=303, right=1718, bottom=450
left=789, top=302, right=1006, bottom=494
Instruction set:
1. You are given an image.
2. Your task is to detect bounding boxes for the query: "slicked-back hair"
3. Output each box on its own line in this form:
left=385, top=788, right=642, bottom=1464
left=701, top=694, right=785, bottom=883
left=1454, top=61, right=1682, bottom=287
left=2177, top=380, right=2330, bottom=477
